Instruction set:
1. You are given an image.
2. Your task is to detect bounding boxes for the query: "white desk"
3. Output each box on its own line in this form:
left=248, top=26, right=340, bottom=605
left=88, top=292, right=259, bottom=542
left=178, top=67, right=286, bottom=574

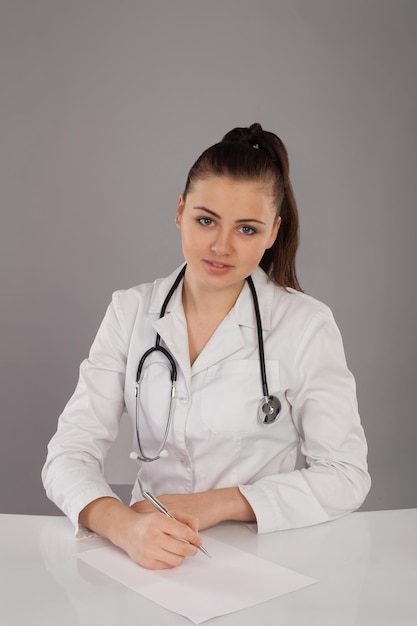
left=0, top=509, right=416, bottom=625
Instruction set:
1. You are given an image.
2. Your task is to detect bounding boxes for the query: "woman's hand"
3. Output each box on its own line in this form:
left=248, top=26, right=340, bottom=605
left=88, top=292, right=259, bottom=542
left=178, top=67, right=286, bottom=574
left=79, top=497, right=202, bottom=569
left=131, top=488, right=256, bottom=530
left=118, top=509, right=202, bottom=569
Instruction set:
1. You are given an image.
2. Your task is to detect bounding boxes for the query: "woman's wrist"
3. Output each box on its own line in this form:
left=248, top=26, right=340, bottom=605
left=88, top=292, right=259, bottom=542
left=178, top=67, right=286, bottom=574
left=79, top=496, right=137, bottom=547
left=202, top=487, right=256, bottom=526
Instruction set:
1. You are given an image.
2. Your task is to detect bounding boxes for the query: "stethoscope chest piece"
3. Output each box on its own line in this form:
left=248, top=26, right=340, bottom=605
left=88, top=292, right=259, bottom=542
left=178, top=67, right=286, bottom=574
left=257, top=395, right=281, bottom=424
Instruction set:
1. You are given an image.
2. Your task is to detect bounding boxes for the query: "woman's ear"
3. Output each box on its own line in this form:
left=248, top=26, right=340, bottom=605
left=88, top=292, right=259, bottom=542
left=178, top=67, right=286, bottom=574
left=176, top=195, right=185, bottom=228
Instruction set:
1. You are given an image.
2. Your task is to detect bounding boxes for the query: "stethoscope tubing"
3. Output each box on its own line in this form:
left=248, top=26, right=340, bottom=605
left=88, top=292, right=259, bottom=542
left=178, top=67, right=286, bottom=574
left=246, top=274, right=269, bottom=399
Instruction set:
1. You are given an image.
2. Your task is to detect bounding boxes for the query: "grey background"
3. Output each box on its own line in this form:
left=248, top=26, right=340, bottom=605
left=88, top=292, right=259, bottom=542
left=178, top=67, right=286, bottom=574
left=1, top=0, right=416, bottom=515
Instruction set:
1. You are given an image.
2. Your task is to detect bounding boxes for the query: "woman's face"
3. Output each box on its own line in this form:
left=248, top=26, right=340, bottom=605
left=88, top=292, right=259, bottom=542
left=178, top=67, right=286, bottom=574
left=176, top=175, right=280, bottom=295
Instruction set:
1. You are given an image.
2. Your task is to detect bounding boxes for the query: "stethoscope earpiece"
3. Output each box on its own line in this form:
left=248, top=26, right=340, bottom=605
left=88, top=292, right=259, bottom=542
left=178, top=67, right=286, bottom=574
left=257, top=395, right=282, bottom=424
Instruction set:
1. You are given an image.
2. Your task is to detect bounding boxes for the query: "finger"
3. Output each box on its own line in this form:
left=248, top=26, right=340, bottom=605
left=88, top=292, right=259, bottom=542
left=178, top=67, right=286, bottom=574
left=138, top=532, right=197, bottom=569
left=161, top=515, right=203, bottom=549
left=160, top=534, right=199, bottom=560
left=127, top=509, right=202, bottom=566
left=139, top=551, right=186, bottom=570
left=169, top=510, right=200, bottom=535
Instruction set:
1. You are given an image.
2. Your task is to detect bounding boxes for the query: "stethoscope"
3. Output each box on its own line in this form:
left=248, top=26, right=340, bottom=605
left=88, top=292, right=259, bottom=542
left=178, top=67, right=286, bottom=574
left=130, top=265, right=281, bottom=463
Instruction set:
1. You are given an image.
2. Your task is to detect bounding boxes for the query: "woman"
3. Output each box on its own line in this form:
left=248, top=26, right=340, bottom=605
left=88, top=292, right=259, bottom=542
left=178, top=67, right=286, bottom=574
left=42, top=123, right=371, bottom=569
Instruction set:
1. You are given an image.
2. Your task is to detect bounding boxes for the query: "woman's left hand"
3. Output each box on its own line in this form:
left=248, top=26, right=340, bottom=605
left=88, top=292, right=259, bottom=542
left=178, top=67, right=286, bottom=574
left=130, top=488, right=255, bottom=530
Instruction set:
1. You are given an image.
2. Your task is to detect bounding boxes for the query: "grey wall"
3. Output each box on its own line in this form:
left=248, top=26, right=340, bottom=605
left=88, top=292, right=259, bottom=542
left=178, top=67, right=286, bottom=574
left=1, top=0, right=416, bottom=515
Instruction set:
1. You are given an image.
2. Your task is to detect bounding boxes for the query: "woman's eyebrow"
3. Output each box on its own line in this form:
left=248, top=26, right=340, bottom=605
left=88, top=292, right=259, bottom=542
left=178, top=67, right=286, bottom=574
left=192, top=206, right=266, bottom=225
left=192, top=206, right=220, bottom=218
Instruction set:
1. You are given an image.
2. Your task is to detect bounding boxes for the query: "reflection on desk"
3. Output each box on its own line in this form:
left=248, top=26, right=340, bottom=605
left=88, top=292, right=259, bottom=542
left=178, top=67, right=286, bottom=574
left=0, top=509, right=416, bottom=625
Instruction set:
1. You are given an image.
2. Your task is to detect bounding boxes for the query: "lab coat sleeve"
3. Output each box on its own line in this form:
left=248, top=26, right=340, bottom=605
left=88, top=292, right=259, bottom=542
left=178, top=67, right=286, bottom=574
left=239, top=307, right=371, bottom=533
left=41, top=291, right=130, bottom=535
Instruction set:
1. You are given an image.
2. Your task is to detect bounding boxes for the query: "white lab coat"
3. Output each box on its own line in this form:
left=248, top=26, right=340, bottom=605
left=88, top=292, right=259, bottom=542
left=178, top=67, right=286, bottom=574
left=42, top=265, right=370, bottom=535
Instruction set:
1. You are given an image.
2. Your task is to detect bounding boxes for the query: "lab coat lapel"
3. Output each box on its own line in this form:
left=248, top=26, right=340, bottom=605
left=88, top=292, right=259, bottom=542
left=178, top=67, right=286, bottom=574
left=152, top=303, right=246, bottom=380
left=234, top=267, right=274, bottom=332
left=152, top=309, right=191, bottom=387
left=190, top=311, right=246, bottom=375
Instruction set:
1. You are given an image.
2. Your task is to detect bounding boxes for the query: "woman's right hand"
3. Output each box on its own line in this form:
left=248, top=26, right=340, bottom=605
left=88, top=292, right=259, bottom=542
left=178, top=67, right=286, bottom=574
left=79, top=497, right=202, bottom=569
left=117, top=508, right=202, bottom=569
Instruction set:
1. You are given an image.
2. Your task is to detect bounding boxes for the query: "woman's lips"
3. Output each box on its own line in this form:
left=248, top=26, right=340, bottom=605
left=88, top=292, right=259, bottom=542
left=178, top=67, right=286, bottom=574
left=204, top=259, right=233, bottom=273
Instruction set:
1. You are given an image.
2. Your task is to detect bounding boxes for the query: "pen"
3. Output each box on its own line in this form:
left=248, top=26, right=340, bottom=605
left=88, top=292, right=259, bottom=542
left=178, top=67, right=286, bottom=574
left=142, top=491, right=211, bottom=558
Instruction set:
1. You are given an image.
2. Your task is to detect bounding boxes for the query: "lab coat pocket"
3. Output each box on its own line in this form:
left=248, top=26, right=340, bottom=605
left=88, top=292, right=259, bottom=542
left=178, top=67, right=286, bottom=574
left=200, top=360, right=281, bottom=435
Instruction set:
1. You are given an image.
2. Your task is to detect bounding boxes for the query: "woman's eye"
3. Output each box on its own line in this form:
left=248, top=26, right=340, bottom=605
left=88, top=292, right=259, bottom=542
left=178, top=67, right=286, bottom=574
left=198, top=217, right=214, bottom=227
left=240, top=225, right=256, bottom=235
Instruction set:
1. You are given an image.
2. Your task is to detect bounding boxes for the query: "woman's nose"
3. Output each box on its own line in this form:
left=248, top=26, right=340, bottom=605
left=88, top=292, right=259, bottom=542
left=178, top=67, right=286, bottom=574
left=210, top=230, right=232, bottom=255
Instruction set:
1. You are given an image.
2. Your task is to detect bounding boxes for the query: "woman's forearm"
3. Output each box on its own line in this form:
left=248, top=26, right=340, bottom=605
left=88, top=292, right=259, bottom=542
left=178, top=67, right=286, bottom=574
left=131, top=487, right=256, bottom=530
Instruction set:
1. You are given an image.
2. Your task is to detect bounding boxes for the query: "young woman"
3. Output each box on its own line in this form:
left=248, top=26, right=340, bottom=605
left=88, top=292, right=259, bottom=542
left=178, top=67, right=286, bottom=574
left=42, top=123, right=370, bottom=569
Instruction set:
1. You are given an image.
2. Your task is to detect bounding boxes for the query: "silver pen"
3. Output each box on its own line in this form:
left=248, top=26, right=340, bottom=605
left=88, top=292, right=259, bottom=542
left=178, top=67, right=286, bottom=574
left=142, top=491, right=211, bottom=558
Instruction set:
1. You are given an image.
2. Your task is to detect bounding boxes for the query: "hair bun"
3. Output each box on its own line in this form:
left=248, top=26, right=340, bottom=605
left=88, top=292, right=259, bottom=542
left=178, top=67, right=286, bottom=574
left=222, top=122, right=264, bottom=145
left=249, top=122, right=263, bottom=135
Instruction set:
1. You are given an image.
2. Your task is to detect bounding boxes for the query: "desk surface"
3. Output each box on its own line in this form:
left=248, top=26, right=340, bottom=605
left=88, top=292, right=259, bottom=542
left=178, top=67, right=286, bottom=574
left=1, top=509, right=416, bottom=625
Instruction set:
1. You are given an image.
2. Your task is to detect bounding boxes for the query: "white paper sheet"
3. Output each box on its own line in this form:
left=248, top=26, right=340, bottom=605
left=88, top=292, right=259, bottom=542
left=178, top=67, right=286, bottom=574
left=78, top=536, right=317, bottom=623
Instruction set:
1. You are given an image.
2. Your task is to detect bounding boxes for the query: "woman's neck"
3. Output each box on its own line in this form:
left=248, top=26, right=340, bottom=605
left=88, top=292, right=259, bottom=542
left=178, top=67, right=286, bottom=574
left=181, top=275, right=244, bottom=320
left=181, top=274, right=245, bottom=364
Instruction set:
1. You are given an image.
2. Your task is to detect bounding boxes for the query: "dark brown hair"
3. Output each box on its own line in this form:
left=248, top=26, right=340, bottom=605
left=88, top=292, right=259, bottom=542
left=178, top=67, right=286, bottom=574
left=183, top=123, right=302, bottom=291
